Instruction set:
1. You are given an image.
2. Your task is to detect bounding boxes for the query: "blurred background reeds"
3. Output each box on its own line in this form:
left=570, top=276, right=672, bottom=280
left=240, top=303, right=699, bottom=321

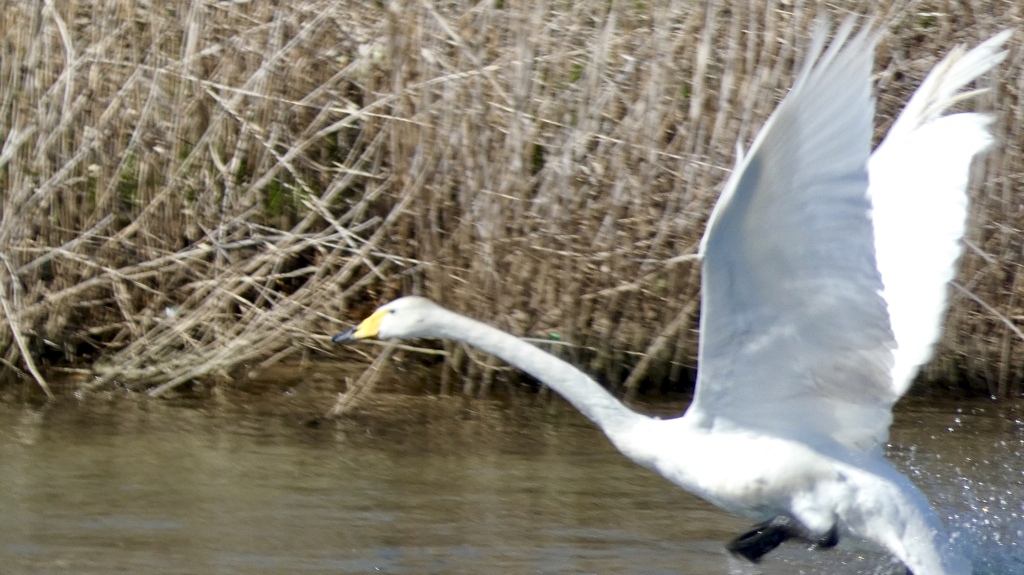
left=0, top=0, right=1021, bottom=399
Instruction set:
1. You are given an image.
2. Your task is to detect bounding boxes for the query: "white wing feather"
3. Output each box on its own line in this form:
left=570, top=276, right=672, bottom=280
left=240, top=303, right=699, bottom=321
left=693, top=22, right=893, bottom=452
left=869, top=31, right=1010, bottom=394
left=691, top=25, right=1006, bottom=453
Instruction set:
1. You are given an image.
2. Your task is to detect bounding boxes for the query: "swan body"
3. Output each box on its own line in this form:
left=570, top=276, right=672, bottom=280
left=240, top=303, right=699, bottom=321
left=335, top=22, right=1010, bottom=575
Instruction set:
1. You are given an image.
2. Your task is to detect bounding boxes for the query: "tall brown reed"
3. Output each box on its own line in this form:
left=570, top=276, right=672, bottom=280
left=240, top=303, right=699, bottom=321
left=0, top=0, right=1020, bottom=399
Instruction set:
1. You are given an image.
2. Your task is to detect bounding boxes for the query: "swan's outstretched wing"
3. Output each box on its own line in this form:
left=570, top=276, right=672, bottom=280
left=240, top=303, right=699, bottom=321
left=869, top=31, right=1010, bottom=394
left=690, top=23, right=1006, bottom=453
left=690, top=22, right=896, bottom=452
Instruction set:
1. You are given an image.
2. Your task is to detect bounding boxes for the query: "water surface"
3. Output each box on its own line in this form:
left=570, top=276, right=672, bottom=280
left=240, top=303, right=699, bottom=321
left=0, top=393, right=1021, bottom=574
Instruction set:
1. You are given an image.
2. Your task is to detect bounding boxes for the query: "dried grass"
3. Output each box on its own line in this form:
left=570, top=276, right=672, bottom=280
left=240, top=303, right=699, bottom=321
left=0, top=0, right=1022, bottom=398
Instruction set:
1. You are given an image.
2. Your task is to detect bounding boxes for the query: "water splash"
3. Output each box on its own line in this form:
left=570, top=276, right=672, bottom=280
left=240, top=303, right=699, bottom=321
left=897, top=405, right=1024, bottom=575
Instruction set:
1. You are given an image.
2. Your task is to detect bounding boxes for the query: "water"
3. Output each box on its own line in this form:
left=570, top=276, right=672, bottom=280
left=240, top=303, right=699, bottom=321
left=0, top=393, right=1021, bottom=574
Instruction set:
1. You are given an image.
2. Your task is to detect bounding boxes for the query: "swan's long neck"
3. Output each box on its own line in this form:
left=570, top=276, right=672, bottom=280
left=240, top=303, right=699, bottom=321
left=429, top=309, right=648, bottom=436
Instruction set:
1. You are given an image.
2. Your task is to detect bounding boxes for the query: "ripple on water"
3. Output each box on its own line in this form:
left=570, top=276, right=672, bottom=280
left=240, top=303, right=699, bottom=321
left=0, top=394, right=1020, bottom=574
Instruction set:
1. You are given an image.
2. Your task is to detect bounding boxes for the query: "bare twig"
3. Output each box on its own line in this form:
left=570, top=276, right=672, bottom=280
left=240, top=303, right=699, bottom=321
left=326, top=340, right=397, bottom=417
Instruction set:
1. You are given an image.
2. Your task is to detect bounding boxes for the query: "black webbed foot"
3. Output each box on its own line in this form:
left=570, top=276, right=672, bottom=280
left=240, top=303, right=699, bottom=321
left=726, top=515, right=839, bottom=563
left=727, top=517, right=793, bottom=562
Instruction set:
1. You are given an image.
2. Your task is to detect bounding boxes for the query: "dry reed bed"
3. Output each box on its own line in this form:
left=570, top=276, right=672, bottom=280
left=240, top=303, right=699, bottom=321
left=0, top=0, right=1021, bottom=399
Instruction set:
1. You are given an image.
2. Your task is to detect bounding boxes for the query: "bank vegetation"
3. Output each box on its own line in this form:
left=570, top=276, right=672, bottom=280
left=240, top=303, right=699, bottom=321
left=0, top=0, right=1022, bottom=401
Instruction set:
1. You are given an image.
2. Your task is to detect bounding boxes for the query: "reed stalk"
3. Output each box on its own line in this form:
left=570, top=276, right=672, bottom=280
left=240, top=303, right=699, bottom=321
left=0, top=0, right=1020, bottom=398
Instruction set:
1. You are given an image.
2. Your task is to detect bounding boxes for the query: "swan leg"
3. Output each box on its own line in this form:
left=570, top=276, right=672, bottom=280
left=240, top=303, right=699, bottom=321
left=726, top=515, right=838, bottom=563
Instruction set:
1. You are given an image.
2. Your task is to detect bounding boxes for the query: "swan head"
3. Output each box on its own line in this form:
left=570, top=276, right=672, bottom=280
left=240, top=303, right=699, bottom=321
left=332, top=296, right=442, bottom=342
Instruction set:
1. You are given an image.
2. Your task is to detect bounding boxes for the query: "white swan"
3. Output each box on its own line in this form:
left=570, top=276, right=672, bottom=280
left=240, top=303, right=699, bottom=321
left=334, top=22, right=1010, bottom=575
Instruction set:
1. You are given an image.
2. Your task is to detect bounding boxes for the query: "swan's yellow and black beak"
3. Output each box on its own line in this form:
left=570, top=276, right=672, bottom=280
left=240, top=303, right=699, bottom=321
left=332, top=308, right=388, bottom=342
